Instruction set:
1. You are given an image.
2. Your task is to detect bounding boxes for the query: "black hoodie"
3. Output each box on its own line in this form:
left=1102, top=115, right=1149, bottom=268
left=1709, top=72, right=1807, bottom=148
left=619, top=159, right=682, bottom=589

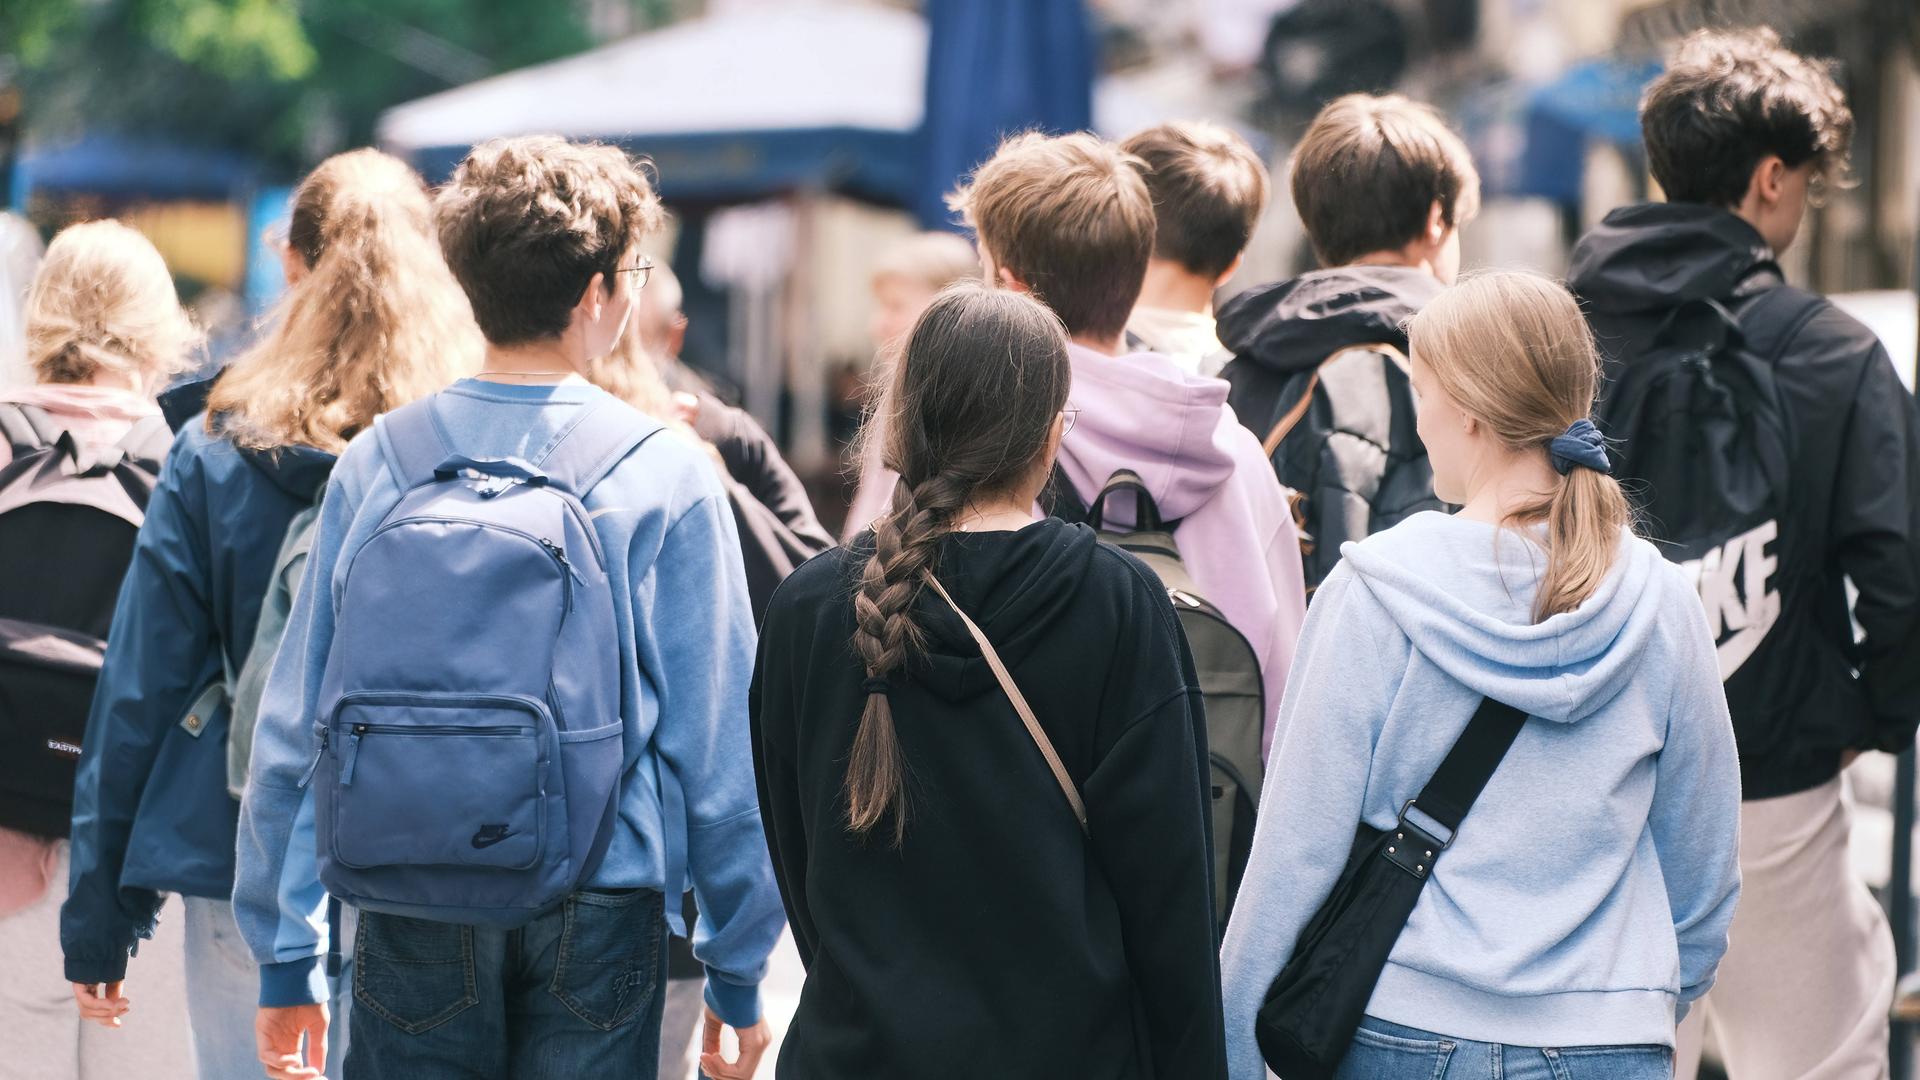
left=1215, top=265, right=1443, bottom=588
left=751, top=519, right=1226, bottom=1079
left=1571, top=203, right=1920, bottom=798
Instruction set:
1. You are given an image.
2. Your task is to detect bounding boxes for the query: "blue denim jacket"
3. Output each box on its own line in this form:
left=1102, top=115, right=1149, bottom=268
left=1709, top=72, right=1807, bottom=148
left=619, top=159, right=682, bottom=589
left=61, top=416, right=334, bottom=984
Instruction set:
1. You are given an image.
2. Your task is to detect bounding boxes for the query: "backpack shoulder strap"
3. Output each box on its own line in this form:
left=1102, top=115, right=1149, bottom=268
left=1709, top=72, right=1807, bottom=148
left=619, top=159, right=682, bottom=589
left=536, top=401, right=663, bottom=495
left=925, top=573, right=1089, bottom=837
left=116, top=415, right=176, bottom=468
left=0, top=402, right=61, bottom=458
left=375, top=397, right=452, bottom=489
left=1402, top=698, right=1528, bottom=845
left=1261, top=342, right=1402, bottom=457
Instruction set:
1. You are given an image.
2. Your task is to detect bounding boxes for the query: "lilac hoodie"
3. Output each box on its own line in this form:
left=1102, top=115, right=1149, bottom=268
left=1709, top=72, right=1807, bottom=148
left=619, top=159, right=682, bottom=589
left=1058, top=343, right=1307, bottom=755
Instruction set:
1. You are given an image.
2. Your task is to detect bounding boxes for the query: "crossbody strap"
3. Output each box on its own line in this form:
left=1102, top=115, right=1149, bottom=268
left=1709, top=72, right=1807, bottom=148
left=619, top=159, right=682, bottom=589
left=1261, top=342, right=1403, bottom=457
left=1377, top=697, right=1526, bottom=880
left=924, top=573, right=1090, bottom=837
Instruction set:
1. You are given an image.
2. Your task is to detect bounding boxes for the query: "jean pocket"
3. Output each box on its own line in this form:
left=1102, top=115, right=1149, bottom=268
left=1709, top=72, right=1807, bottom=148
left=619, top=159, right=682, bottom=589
left=548, top=888, right=664, bottom=1031
left=352, top=911, right=478, bottom=1035
left=1341, top=1022, right=1457, bottom=1080
left=1542, top=1045, right=1673, bottom=1080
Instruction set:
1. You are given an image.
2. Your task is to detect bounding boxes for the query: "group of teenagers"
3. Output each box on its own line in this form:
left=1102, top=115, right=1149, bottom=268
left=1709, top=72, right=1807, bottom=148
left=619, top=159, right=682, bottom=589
left=1, top=24, right=1918, bottom=1080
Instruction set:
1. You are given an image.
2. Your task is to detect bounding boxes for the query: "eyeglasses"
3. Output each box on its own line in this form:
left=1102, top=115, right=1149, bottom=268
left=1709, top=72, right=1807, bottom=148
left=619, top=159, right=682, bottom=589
left=615, top=257, right=654, bottom=289
left=1061, top=407, right=1080, bottom=437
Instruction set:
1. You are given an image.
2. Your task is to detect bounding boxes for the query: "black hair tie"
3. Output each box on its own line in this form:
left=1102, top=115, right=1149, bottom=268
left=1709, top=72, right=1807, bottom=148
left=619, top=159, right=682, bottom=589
left=862, top=676, right=892, bottom=696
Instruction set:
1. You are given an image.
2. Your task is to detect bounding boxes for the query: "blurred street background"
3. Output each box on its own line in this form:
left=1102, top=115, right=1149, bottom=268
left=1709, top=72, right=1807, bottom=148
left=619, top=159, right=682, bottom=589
left=3, top=0, right=1918, bottom=1074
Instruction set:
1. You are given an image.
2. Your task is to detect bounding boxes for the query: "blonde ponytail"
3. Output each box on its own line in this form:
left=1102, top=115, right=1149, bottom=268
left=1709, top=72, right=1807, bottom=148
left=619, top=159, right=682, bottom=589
left=207, top=149, right=481, bottom=453
left=24, top=220, right=199, bottom=391
left=1408, top=271, right=1633, bottom=622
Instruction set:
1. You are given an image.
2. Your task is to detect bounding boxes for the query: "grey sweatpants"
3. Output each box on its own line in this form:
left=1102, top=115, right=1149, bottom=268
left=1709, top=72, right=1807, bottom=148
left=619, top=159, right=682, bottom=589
left=0, top=844, right=195, bottom=1080
left=1676, top=776, right=1895, bottom=1080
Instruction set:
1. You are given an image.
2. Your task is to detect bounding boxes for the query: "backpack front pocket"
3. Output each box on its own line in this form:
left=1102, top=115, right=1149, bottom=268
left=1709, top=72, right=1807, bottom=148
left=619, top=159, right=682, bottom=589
left=329, top=693, right=548, bottom=872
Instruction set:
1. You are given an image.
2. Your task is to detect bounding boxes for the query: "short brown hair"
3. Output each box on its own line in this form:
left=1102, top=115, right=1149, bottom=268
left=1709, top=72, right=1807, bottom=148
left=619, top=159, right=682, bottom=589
left=435, top=136, right=664, bottom=346
left=1121, top=121, right=1270, bottom=279
left=1641, top=28, right=1853, bottom=209
left=947, top=132, right=1155, bottom=342
left=1290, top=94, right=1480, bottom=267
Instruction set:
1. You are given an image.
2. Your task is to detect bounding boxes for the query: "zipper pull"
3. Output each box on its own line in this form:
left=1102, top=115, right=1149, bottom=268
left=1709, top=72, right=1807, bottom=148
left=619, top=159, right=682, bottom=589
left=339, top=724, right=366, bottom=786
left=541, top=538, right=579, bottom=611
left=298, top=729, right=329, bottom=789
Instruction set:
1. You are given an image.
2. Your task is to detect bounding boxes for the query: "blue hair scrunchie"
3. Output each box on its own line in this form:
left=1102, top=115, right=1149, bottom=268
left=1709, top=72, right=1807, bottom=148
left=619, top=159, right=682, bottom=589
left=1548, top=418, right=1611, bottom=477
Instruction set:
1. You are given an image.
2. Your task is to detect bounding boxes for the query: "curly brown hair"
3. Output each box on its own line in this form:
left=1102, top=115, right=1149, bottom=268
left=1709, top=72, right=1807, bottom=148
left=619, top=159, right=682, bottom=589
left=847, top=283, right=1072, bottom=845
left=434, top=136, right=665, bottom=345
left=1640, top=27, right=1854, bottom=208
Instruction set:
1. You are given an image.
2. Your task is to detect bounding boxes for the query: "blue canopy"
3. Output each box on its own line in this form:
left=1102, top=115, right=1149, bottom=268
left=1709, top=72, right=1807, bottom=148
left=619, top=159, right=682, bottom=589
left=916, top=0, right=1093, bottom=229
left=13, top=134, right=256, bottom=207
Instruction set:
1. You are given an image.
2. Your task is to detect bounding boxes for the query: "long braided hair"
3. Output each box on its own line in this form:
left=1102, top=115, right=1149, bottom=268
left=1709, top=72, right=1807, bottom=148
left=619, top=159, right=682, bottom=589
left=846, top=283, right=1072, bottom=845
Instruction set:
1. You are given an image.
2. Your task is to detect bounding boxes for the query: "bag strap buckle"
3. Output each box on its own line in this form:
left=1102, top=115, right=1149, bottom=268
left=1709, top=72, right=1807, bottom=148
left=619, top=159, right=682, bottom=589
left=1382, top=801, right=1451, bottom=880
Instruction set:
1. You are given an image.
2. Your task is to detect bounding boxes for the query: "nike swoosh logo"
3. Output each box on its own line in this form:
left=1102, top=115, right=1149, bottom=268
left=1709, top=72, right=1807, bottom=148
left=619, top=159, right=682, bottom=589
left=471, top=826, right=514, bottom=849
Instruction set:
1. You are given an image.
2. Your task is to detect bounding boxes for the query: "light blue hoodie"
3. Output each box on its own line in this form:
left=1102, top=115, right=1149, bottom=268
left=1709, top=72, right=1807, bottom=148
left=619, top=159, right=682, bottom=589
left=232, top=379, right=785, bottom=1027
left=1220, top=511, right=1740, bottom=1076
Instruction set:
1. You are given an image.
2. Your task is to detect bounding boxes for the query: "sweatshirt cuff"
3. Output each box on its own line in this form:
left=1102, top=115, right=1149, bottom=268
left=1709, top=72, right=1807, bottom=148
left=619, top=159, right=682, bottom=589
left=260, top=956, right=329, bottom=1007
left=703, top=971, right=763, bottom=1028
left=64, top=951, right=130, bottom=985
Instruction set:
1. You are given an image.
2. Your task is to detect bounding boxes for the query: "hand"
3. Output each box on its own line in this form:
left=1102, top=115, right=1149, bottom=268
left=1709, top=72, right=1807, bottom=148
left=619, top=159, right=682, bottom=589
left=71, top=980, right=129, bottom=1028
left=257, top=1002, right=330, bottom=1080
left=700, top=1007, right=772, bottom=1080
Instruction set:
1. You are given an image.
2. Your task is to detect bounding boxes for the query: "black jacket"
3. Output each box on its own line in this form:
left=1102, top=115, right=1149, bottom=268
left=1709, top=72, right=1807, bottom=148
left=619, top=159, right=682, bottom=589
left=689, top=390, right=834, bottom=623
left=751, top=521, right=1226, bottom=1079
left=1571, top=203, right=1920, bottom=798
left=1216, top=265, right=1443, bottom=588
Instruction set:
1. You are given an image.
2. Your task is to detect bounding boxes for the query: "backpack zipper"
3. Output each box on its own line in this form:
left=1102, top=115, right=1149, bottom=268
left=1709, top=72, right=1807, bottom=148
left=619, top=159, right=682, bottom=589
left=336, top=722, right=531, bottom=786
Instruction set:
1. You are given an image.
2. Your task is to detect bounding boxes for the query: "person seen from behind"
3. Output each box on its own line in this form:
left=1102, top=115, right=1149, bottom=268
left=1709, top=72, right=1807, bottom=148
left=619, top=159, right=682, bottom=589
left=1119, top=120, right=1269, bottom=377
left=1217, top=93, right=1477, bottom=592
left=0, top=220, right=198, bottom=1080
left=1220, top=271, right=1741, bottom=1079
left=1569, top=28, right=1920, bottom=1079
left=951, top=130, right=1307, bottom=760
left=235, top=135, right=784, bottom=1080
left=59, top=149, right=479, bottom=1080
left=752, top=283, right=1225, bottom=1078
left=842, top=231, right=979, bottom=539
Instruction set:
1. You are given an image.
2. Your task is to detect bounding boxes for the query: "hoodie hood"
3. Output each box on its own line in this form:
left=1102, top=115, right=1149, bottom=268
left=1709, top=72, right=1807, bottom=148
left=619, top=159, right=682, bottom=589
left=897, top=519, right=1100, bottom=705
left=1215, top=264, right=1443, bottom=374
left=1340, top=512, right=1678, bottom=724
left=1569, top=203, right=1777, bottom=315
left=1057, top=343, right=1239, bottom=521
left=160, top=374, right=336, bottom=500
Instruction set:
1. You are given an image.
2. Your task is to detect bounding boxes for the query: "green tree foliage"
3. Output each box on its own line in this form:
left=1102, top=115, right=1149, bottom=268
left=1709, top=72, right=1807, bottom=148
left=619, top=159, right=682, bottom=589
left=5, top=0, right=655, bottom=173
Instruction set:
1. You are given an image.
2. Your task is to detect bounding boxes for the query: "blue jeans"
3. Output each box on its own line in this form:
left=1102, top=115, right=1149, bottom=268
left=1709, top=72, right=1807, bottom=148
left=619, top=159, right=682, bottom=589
left=1336, top=1017, right=1673, bottom=1080
left=344, top=889, right=667, bottom=1080
left=182, top=896, right=350, bottom=1079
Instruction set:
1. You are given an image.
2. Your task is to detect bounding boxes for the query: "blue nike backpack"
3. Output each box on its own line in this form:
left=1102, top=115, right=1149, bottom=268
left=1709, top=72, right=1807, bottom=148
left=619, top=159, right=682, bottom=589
left=311, top=396, right=659, bottom=926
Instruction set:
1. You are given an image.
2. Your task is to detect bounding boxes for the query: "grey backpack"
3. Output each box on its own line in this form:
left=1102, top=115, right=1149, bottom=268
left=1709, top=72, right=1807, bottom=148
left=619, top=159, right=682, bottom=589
left=1048, top=467, right=1265, bottom=929
left=225, top=496, right=322, bottom=797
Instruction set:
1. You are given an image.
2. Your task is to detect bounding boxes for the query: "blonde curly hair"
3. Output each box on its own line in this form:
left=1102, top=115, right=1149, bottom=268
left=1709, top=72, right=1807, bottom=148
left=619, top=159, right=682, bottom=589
left=25, top=219, right=199, bottom=390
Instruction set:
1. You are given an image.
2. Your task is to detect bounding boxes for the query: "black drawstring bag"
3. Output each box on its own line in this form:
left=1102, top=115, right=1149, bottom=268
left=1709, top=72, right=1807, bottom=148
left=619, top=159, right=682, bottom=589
left=1255, top=697, right=1527, bottom=1078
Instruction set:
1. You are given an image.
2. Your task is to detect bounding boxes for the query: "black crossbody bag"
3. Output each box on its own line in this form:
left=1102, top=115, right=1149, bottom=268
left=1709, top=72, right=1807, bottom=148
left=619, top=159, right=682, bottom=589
left=1255, top=697, right=1527, bottom=1078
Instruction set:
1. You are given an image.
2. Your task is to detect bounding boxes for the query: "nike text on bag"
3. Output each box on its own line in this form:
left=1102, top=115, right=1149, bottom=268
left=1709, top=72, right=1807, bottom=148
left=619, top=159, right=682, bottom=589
left=1596, top=292, right=1792, bottom=681
left=1047, top=467, right=1263, bottom=929
left=309, top=398, right=658, bottom=926
left=0, top=405, right=170, bottom=838
left=1255, top=698, right=1527, bottom=1079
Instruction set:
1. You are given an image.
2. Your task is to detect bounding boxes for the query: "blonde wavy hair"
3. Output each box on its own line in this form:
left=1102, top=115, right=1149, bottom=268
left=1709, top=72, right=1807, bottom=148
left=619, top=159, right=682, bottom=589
left=25, top=220, right=199, bottom=391
left=1408, top=271, right=1633, bottom=621
left=206, top=149, right=481, bottom=453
